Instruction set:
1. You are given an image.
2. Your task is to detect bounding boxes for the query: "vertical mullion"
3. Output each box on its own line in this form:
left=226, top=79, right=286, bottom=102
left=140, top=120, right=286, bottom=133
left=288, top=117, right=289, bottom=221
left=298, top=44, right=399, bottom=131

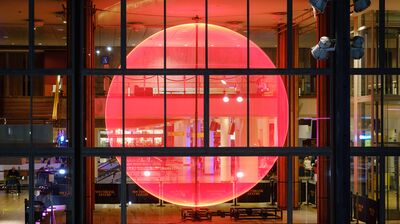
left=78, top=0, right=85, bottom=220
left=204, top=0, right=209, bottom=149
left=286, top=1, right=293, bottom=222
left=246, top=0, right=250, bottom=147
left=28, top=0, right=34, bottom=222
left=378, top=1, right=385, bottom=222
left=287, top=155, right=293, bottom=224
left=28, top=156, right=34, bottom=224
left=333, top=0, right=351, bottom=223
left=121, top=0, right=127, bottom=223
left=120, top=156, right=127, bottom=224
left=379, top=156, right=386, bottom=223
left=163, top=0, right=167, bottom=148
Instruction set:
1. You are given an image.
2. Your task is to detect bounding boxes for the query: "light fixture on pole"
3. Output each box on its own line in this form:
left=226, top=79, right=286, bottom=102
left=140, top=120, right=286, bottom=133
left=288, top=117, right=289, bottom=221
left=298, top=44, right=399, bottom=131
left=353, top=0, right=371, bottom=13
left=311, top=36, right=335, bottom=60
left=350, top=36, right=364, bottom=59
left=309, top=0, right=330, bottom=13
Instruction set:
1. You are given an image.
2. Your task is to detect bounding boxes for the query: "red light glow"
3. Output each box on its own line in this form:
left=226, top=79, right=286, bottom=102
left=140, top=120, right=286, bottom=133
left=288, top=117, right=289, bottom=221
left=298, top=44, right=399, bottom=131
left=105, top=23, right=288, bottom=207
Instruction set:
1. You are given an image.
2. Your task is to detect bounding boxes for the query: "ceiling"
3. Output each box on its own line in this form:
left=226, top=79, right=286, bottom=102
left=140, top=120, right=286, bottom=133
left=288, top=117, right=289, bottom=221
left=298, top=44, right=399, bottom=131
left=0, top=0, right=399, bottom=48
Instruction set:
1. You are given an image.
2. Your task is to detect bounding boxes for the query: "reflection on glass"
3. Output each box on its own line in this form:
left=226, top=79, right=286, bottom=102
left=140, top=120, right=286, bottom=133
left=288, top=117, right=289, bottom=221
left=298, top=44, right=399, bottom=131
left=351, top=156, right=379, bottom=224
left=0, top=75, right=31, bottom=146
left=34, top=156, right=72, bottom=223
left=0, top=157, right=28, bottom=223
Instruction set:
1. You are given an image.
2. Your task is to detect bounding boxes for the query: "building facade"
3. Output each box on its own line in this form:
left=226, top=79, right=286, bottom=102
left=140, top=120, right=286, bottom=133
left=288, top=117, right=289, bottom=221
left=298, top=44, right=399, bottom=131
left=0, top=0, right=399, bottom=223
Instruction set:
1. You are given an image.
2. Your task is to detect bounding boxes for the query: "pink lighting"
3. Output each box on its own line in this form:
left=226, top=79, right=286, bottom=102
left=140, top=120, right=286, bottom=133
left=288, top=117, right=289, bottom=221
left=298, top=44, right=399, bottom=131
left=105, top=23, right=288, bottom=207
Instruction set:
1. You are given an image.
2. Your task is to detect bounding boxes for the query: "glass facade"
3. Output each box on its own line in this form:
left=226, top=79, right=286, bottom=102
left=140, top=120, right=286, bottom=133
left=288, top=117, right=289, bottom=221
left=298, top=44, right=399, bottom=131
left=0, top=0, right=399, bottom=223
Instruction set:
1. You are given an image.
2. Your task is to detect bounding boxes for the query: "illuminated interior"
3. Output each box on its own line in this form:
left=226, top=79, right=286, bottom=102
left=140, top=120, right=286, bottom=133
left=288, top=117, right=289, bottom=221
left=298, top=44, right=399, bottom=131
left=105, top=23, right=288, bottom=206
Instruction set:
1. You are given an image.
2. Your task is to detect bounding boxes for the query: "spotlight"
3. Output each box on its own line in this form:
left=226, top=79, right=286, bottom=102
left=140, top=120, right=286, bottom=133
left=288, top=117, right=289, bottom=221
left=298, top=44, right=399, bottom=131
left=106, top=46, right=112, bottom=52
left=223, top=95, right=229, bottom=103
left=311, top=36, right=335, bottom=60
left=353, top=0, right=371, bottom=13
left=58, top=169, right=66, bottom=175
left=236, top=95, right=243, bottom=103
left=143, top=171, right=151, bottom=177
left=309, top=0, right=329, bottom=13
left=236, top=171, right=244, bottom=178
left=351, top=36, right=364, bottom=59
left=96, top=50, right=100, bottom=55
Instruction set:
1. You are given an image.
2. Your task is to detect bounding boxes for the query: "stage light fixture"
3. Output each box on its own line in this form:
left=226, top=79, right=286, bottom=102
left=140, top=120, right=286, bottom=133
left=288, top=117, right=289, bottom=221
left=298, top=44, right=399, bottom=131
left=309, top=0, right=329, bottom=13
left=236, top=95, right=243, bottom=103
left=353, top=0, right=371, bottom=13
left=311, top=36, right=335, bottom=60
left=351, top=36, right=365, bottom=59
left=223, top=95, right=229, bottom=103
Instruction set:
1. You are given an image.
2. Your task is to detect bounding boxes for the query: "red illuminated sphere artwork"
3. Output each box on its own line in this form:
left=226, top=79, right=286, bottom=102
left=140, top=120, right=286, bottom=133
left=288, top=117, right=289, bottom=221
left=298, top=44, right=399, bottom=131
left=105, top=23, right=288, bottom=207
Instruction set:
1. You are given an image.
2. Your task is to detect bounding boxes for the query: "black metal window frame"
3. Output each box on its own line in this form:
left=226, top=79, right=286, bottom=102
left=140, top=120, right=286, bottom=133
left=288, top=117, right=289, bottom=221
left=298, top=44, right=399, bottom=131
left=1, top=0, right=398, bottom=223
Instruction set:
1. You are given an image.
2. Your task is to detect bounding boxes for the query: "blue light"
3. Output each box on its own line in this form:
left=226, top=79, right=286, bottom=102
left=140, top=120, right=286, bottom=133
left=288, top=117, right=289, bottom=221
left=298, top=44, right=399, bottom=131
left=59, top=169, right=66, bottom=175
left=359, top=135, right=371, bottom=140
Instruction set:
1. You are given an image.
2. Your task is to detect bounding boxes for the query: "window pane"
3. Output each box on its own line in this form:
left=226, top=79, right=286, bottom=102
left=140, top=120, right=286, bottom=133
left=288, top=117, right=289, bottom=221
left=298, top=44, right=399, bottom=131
left=32, top=75, right=70, bottom=147
left=126, top=156, right=287, bottom=223
left=385, top=1, right=400, bottom=68
left=350, top=1, right=379, bottom=68
left=34, top=156, right=72, bottom=223
left=294, top=0, right=317, bottom=68
left=250, top=0, right=285, bottom=67
left=350, top=75, right=382, bottom=147
left=124, top=75, right=165, bottom=147
left=0, top=157, right=29, bottom=223
left=167, top=75, right=203, bottom=147
left=383, top=75, right=400, bottom=147
left=385, top=156, right=400, bottom=222
left=210, top=75, right=247, bottom=147
left=90, top=0, right=121, bottom=68
left=0, top=75, right=31, bottom=147
left=34, top=0, right=69, bottom=68
left=351, top=156, right=380, bottom=224
left=0, top=0, right=29, bottom=69
left=293, top=156, right=331, bottom=223
left=126, top=0, right=164, bottom=69
left=86, top=75, right=123, bottom=148
left=87, top=156, right=121, bottom=224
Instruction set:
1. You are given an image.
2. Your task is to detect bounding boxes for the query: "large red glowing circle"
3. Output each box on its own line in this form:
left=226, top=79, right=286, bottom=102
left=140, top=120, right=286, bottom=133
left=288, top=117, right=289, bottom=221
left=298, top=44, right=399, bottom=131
left=105, top=23, right=288, bottom=207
